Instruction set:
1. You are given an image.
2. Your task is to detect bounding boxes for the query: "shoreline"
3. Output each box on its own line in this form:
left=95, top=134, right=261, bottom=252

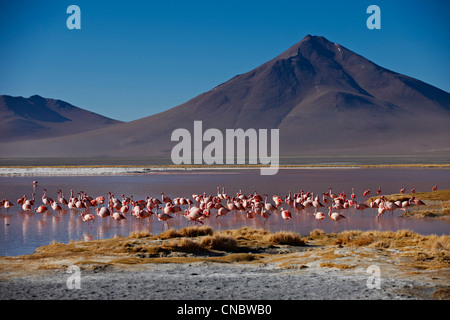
left=0, top=227, right=449, bottom=300
left=1, top=164, right=449, bottom=177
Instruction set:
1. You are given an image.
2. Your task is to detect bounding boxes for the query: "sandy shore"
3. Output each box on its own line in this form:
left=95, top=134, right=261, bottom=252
left=0, top=261, right=442, bottom=300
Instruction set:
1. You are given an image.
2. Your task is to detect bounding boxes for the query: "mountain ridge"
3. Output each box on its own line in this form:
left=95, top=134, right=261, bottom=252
left=0, top=94, right=122, bottom=142
left=1, top=35, right=449, bottom=159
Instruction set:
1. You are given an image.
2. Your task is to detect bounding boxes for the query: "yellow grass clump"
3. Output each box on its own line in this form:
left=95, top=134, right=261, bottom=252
left=266, top=231, right=306, bottom=246
left=201, top=234, right=239, bottom=252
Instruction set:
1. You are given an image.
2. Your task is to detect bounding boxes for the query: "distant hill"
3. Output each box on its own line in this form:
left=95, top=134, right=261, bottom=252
left=1, top=35, right=449, bottom=160
left=0, top=95, right=122, bottom=142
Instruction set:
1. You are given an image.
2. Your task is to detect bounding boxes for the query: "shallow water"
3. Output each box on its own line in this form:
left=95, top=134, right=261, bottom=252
left=1, top=168, right=449, bottom=256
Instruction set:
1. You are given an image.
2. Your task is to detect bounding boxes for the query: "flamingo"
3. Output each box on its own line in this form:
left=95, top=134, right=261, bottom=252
left=35, top=205, right=48, bottom=213
left=261, top=208, right=271, bottom=225
left=432, top=185, right=438, bottom=192
left=411, top=197, right=426, bottom=206
left=22, top=202, right=32, bottom=212
left=221, top=187, right=229, bottom=200
left=58, top=190, right=68, bottom=206
left=112, top=211, right=127, bottom=222
left=293, top=200, right=304, bottom=212
left=314, top=211, right=325, bottom=223
left=328, top=207, right=345, bottom=226
left=42, top=189, right=53, bottom=205
left=226, top=198, right=238, bottom=212
left=377, top=186, right=382, bottom=195
left=363, top=189, right=371, bottom=197
left=68, top=200, right=77, bottom=210
left=161, top=193, right=172, bottom=204
left=410, top=188, right=415, bottom=194
left=81, top=213, right=95, bottom=228
left=3, top=199, right=13, bottom=210
left=17, top=195, right=26, bottom=205
left=384, top=199, right=398, bottom=213
left=272, top=195, right=283, bottom=208
left=377, top=203, right=386, bottom=219
left=81, top=213, right=95, bottom=223
left=354, top=202, right=369, bottom=211
left=351, top=188, right=356, bottom=199
left=156, top=209, right=173, bottom=229
left=312, top=194, right=324, bottom=212
left=264, top=194, right=277, bottom=213
left=280, top=208, right=292, bottom=220
left=120, top=203, right=130, bottom=214
left=216, top=207, right=230, bottom=219
left=400, top=188, right=406, bottom=194
left=96, top=207, right=111, bottom=218
left=401, top=199, right=411, bottom=212
left=183, top=208, right=203, bottom=225
left=51, top=201, right=62, bottom=212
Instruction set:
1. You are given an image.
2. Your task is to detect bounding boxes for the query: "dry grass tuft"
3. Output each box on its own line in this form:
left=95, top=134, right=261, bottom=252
left=266, top=231, right=306, bottom=246
left=156, top=226, right=214, bottom=239
left=158, top=228, right=180, bottom=239
left=178, top=226, right=213, bottom=237
left=129, top=231, right=152, bottom=238
left=201, top=234, right=239, bottom=252
left=319, top=262, right=356, bottom=269
left=219, top=253, right=262, bottom=263
left=165, top=238, right=207, bottom=254
left=309, top=229, right=326, bottom=239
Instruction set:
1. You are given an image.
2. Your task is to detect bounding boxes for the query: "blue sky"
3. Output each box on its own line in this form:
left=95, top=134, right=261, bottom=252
left=0, top=0, right=449, bottom=121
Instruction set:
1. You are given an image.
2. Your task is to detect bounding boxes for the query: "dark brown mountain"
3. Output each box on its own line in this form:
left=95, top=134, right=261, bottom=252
left=1, top=35, right=449, bottom=160
left=0, top=95, right=122, bottom=142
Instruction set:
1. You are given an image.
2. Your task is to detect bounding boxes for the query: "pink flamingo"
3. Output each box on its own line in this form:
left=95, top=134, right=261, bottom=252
left=261, top=208, right=272, bottom=225
left=22, top=202, right=32, bottom=212
left=354, top=202, right=369, bottom=211
left=411, top=197, right=426, bottom=206
left=216, top=207, right=230, bottom=219
left=81, top=213, right=95, bottom=222
left=51, top=200, right=62, bottom=212
left=315, top=211, right=325, bottom=224
left=264, top=194, right=278, bottom=213
left=58, top=190, right=68, bottom=206
left=432, top=185, right=438, bottom=192
left=329, top=187, right=337, bottom=199
left=312, top=194, right=324, bottom=212
left=155, top=206, right=172, bottom=229
left=161, top=193, right=172, bottom=204
left=96, top=207, right=111, bottom=218
left=35, top=205, right=48, bottom=213
left=112, top=211, right=126, bottom=222
left=328, top=207, right=345, bottom=226
left=376, top=203, right=386, bottom=219
left=280, top=208, right=292, bottom=220
left=42, top=189, right=53, bottom=205
left=3, top=199, right=13, bottom=211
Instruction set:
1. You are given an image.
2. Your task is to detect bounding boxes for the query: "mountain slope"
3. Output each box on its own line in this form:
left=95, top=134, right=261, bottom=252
left=1, top=35, right=449, bottom=159
left=0, top=95, right=122, bottom=142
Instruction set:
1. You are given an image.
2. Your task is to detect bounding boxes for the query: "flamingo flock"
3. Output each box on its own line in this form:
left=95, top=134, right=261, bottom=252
left=0, top=184, right=435, bottom=230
